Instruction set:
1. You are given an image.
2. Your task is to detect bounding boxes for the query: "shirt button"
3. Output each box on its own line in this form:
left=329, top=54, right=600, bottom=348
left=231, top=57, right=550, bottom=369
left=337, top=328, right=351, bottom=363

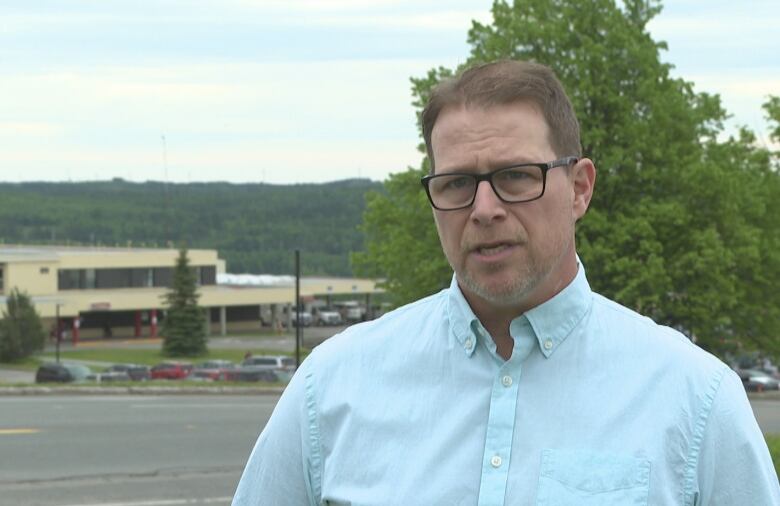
left=501, top=375, right=513, bottom=387
left=490, top=455, right=502, bottom=468
left=543, top=339, right=553, bottom=350
left=464, top=337, right=473, bottom=350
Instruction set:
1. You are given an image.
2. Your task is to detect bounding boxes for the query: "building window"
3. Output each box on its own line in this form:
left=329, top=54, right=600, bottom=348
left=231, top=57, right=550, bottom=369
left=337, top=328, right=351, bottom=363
left=153, top=267, right=173, bottom=287
left=96, top=269, right=133, bottom=289
left=58, top=269, right=81, bottom=290
left=200, top=266, right=217, bottom=286
left=130, top=268, right=154, bottom=288
left=57, top=265, right=216, bottom=290
left=40, top=267, right=50, bottom=274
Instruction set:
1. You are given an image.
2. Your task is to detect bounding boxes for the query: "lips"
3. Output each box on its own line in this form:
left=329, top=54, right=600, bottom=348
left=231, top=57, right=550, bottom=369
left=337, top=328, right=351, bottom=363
left=477, top=243, right=512, bottom=255
left=468, top=240, right=519, bottom=257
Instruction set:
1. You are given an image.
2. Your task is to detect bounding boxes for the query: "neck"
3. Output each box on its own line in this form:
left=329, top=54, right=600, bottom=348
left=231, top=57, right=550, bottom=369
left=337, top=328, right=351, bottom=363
left=460, top=252, right=579, bottom=360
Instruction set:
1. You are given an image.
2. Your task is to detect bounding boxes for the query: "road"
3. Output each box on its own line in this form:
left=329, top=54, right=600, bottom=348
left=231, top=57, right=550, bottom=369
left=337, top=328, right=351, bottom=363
left=0, top=395, right=276, bottom=506
left=2, top=394, right=780, bottom=506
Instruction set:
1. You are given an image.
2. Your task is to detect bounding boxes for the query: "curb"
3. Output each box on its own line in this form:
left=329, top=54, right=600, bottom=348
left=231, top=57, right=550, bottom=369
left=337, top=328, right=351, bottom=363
left=748, top=391, right=780, bottom=400
left=0, top=386, right=286, bottom=396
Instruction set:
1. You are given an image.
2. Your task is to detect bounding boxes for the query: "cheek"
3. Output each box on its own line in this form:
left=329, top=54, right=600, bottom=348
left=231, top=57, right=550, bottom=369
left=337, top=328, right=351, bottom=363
left=434, top=213, right=463, bottom=252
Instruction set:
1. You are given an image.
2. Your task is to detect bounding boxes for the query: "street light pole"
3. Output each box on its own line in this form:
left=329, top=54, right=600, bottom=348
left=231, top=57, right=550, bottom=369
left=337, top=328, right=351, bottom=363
left=295, top=249, right=301, bottom=368
left=55, top=303, right=61, bottom=364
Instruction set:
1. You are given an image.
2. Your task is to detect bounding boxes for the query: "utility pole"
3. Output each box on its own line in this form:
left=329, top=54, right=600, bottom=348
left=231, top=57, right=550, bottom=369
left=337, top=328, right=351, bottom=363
left=55, top=304, right=61, bottom=364
left=295, top=249, right=301, bottom=368
left=161, top=134, right=171, bottom=243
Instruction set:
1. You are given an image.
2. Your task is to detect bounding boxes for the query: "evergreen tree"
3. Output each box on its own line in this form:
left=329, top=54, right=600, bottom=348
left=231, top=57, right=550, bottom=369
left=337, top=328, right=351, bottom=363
left=161, top=248, right=208, bottom=356
left=0, top=289, right=46, bottom=362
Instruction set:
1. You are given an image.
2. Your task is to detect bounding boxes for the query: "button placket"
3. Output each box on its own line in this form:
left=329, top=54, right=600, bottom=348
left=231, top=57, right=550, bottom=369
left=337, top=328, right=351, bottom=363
left=477, top=362, right=521, bottom=505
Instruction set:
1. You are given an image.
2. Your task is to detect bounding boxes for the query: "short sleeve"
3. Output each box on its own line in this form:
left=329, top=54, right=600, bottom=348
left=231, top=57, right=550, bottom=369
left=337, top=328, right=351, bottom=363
left=232, top=356, right=319, bottom=506
left=694, top=368, right=780, bottom=505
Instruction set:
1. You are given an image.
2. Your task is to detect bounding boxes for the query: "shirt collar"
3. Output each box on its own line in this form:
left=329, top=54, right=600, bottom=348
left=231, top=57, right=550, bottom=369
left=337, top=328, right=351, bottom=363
left=445, top=275, right=480, bottom=357
left=523, top=262, right=593, bottom=358
left=446, top=260, right=593, bottom=359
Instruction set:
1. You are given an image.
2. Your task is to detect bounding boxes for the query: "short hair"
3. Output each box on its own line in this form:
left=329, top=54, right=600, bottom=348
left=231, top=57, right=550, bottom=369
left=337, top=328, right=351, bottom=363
left=422, top=60, right=582, bottom=173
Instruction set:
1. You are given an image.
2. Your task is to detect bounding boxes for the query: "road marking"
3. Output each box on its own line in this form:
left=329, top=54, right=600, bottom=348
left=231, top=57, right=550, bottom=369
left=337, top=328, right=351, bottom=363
left=58, top=497, right=233, bottom=506
left=130, top=403, right=276, bottom=409
left=0, top=428, right=40, bottom=435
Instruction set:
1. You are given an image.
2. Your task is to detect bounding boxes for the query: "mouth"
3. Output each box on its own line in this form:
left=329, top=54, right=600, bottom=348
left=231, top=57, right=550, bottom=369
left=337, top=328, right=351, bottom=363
left=470, top=241, right=519, bottom=258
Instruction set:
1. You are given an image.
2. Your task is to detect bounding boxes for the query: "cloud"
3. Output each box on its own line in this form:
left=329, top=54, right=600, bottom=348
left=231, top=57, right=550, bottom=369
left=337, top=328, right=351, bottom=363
left=0, top=121, right=61, bottom=135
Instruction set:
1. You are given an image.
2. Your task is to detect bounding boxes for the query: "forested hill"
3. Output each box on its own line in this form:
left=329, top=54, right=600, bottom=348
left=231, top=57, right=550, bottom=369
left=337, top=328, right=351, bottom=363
left=0, top=178, right=385, bottom=276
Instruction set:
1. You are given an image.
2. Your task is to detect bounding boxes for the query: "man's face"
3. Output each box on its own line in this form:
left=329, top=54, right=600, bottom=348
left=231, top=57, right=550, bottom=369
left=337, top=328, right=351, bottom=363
left=430, top=101, right=590, bottom=310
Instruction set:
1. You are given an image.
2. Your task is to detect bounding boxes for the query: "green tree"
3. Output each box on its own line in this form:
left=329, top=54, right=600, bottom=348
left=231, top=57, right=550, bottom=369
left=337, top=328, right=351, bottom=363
left=0, top=289, right=46, bottom=362
left=355, top=0, right=780, bottom=357
left=161, top=248, right=208, bottom=356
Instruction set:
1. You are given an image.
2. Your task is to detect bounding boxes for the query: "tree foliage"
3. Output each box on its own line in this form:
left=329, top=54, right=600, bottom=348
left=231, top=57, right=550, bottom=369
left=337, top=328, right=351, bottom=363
left=355, top=0, right=780, bottom=357
left=162, top=248, right=207, bottom=357
left=0, top=179, right=381, bottom=276
left=0, top=289, right=46, bottom=362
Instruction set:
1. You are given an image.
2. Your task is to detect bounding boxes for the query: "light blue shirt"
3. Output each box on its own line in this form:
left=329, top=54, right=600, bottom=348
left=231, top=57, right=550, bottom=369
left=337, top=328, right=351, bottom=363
left=233, top=264, right=779, bottom=505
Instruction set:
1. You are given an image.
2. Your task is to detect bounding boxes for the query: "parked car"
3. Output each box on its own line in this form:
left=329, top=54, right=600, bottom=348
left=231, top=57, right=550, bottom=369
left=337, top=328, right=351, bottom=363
left=150, top=362, right=193, bottom=380
left=105, top=363, right=151, bottom=381
left=35, top=363, right=92, bottom=383
left=88, top=370, right=131, bottom=383
left=316, top=309, right=343, bottom=326
left=335, top=301, right=364, bottom=323
left=738, top=369, right=780, bottom=392
left=230, top=355, right=296, bottom=383
left=291, top=311, right=313, bottom=327
left=191, top=360, right=236, bottom=381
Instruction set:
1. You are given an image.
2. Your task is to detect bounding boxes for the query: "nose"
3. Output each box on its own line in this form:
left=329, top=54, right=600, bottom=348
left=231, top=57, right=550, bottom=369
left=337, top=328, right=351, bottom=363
left=470, top=180, right=506, bottom=225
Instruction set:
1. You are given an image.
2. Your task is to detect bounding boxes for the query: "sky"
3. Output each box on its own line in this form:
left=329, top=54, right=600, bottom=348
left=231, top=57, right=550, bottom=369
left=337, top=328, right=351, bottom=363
left=0, top=0, right=778, bottom=185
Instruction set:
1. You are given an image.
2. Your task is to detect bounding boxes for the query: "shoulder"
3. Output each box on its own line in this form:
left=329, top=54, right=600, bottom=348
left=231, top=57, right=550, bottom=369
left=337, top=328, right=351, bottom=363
left=305, top=289, right=449, bottom=370
left=589, top=293, right=728, bottom=380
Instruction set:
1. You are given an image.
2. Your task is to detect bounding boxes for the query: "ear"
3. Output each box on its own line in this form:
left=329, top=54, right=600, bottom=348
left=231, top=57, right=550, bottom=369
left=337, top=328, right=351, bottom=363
left=571, top=158, right=596, bottom=220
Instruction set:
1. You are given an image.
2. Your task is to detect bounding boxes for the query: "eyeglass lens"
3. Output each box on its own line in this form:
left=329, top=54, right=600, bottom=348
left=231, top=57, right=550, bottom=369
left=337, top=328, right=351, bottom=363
left=428, top=165, right=544, bottom=209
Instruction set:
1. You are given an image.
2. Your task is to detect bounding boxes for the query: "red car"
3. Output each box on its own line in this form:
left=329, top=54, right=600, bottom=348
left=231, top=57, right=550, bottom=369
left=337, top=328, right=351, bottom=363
left=150, top=362, right=193, bottom=380
left=191, top=360, right=236, bottom=381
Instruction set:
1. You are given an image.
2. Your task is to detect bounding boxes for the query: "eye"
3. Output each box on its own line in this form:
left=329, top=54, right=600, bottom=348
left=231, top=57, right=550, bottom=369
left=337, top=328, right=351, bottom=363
left=496, top=167, right=540, bottom=182
left=442, top=175, right=473, bottom=190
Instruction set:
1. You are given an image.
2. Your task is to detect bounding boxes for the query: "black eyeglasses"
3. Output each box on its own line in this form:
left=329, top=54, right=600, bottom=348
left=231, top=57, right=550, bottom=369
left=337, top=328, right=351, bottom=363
left=420, top=156, right=578, bottom=211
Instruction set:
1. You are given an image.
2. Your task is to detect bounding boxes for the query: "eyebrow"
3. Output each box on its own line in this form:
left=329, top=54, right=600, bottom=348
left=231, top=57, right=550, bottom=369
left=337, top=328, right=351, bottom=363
left=438, top=157, right=543, bottom=173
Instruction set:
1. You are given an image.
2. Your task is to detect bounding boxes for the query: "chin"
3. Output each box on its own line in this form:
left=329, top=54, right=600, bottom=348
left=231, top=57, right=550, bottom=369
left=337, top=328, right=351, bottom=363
left=460, top=271, right=537, bottom=308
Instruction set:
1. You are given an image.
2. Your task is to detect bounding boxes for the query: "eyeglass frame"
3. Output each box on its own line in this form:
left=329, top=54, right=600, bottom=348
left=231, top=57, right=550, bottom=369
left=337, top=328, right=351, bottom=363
left=420, top=156, right=579, bottom=211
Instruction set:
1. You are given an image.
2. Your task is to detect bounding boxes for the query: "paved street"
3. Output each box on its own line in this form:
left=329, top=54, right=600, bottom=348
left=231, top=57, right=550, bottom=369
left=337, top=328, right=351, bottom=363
left=0, top=394, right=276, bottom=506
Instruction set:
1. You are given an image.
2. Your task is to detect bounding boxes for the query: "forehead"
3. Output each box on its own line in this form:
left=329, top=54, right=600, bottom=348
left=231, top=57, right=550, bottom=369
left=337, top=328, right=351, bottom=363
left=431, top=101, right=554, bottom=172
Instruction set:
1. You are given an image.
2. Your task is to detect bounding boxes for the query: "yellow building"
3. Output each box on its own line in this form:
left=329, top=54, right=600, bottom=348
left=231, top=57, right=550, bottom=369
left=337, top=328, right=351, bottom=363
left=0, top=245, right=382, bottom=342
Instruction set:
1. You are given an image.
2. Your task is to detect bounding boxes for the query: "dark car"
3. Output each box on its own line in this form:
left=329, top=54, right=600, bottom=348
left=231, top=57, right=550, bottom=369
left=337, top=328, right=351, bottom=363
left=229, top=355, right=296, bottom=383
left=35, top=363, right=92, bottom=383
left=150, top=362, right=193, bottom=380
left=105, top=363, right=151, bottom=381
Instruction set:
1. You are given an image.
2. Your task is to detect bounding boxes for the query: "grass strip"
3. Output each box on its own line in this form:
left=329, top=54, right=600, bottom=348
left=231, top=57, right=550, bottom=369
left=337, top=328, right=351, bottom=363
left=766, top=434, right=780, bottom=475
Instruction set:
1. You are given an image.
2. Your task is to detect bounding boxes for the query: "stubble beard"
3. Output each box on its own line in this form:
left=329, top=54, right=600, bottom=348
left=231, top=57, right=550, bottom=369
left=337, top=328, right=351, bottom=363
left=457, top=255, right=544, bottom=308
left=455, top=226, right=573, bottom=309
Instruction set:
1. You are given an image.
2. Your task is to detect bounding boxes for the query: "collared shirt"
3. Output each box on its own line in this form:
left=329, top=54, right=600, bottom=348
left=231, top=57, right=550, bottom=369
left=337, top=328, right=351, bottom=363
left=233, top=264, right=779, bottom=505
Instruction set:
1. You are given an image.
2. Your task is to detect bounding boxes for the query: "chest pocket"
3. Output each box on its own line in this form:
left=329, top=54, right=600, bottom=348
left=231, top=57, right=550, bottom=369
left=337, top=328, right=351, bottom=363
left=536, top=449, right=650, bottom=506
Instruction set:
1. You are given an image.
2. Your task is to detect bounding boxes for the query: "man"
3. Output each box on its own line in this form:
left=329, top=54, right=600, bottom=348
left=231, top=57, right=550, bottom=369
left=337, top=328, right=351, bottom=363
left=233, top=60, right=779, bottom=505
